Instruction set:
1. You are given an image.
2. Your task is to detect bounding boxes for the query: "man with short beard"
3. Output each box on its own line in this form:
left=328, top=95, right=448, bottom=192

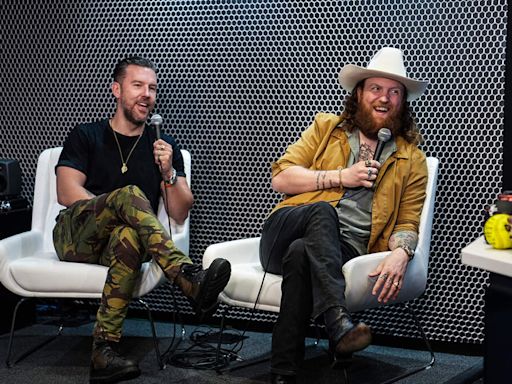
left=53, top=56, right=231, bottom=383
left=259, top=47, right=429, bottom=384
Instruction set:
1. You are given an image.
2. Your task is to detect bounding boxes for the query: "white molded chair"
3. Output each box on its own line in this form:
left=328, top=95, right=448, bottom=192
left=0, top=147, right=191, bottom=368
left=203, top=157, right=439, bottom=381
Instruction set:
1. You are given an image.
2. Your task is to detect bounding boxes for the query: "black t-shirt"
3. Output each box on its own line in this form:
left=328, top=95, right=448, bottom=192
left=56, top=119, right=186, bottom=213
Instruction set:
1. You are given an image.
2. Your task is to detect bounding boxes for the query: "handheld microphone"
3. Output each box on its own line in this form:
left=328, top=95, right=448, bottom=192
left=374, top=128, right=392, bottom=163
left=150, top=114, right=163, bottom=140
left=370, top=128, right=392, bottom=191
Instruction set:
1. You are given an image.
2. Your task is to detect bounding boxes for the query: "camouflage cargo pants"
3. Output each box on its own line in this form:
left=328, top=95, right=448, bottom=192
left=53, top=185, right=192, bottom=342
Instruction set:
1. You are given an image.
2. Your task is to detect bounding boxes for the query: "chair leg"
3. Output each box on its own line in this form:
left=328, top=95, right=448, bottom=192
left=377, top=302, right=435, bottom=384
left=137, top=298, right=165, bottom=370
left=341, top=302, right=435, bottom=384
left=5, top=298, right=63, bottom=368
left=218, top=314, right=322, bottom=374
left=137, top=288, right=187, bottom=370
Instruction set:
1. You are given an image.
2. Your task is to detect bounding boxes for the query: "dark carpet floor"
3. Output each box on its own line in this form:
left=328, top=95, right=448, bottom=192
left=0, top=317, right=483, bottom=384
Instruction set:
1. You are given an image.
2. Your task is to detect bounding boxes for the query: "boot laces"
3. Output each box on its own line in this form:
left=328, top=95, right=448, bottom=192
left=180, top=264, right=206, bottom=283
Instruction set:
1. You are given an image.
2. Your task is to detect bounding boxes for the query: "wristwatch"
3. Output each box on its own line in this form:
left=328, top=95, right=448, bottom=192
left=164, top=168, right=177, bottom=186
left=400, top=245, right=415, bottom=261
left=169, top=167, right=177, bottom=185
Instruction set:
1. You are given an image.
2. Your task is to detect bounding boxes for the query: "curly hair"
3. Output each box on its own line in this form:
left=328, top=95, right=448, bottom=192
left=340, top=80, right=422, bottom=145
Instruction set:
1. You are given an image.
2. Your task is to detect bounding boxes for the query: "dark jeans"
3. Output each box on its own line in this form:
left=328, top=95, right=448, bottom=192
left=259, top=202, right=357, bottom=375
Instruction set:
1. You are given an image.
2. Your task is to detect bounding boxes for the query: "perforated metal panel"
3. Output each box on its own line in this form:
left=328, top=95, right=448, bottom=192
left=1, top=0, right=507, bottom=344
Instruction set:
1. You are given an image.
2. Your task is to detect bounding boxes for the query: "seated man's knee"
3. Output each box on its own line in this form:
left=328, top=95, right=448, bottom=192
left=111, top=185, right=151, bottom=210
left=117, top=185, right=147, bottom=199
left=312, top=201, right=336, bottom=213
left=308, top=201, right=338, bottom=221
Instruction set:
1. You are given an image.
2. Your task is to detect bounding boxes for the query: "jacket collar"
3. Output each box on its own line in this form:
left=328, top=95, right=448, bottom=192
left=332, top=121, right=413, bottom=160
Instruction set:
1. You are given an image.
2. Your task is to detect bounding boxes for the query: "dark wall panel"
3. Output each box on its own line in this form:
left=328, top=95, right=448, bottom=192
left=1, top=0, right=507, bottom=344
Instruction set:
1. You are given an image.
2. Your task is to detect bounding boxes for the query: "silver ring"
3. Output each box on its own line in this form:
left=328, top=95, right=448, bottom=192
left=367, top=168, right=372, bottom=179
left=393, top=281, right=400, bottom=288
left=365, top=159, right=371, bottom=167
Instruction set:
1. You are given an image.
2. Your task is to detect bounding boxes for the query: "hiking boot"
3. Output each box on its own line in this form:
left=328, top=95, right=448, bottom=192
left=174, top=258, right=231, bottom=317
left=89, top=340, right=140, bottom=383
left=324, top=306, right=372, bottom=358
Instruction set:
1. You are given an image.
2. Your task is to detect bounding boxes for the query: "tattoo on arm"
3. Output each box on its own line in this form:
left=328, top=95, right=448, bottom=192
left=316, top=171, right=320, bottom=190
left=359, top=143, right=374, bottom=161
left=321, top=171, right=327, bottom=189
left=389, top=230, right=418, bottom=251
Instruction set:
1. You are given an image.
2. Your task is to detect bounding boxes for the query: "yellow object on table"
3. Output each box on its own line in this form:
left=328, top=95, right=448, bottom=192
left=484, top=213, right=512, bottom=249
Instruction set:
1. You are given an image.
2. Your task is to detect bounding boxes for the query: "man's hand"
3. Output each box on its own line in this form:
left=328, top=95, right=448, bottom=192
left=368, top=248, right=409, bottom=303
left=153, top=139, right=173, bottom=179
left=341, top=159, right=380, bottom=189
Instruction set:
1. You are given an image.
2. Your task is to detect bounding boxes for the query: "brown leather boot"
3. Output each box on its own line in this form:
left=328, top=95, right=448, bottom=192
left=89, top=339, right=140, bottom=383
left=174, top=258, right=231, bottom=317
left=323, top=306, right=372, bottom=357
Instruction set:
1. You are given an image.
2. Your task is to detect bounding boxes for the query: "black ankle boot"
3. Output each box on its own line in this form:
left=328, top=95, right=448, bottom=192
left=174, top=258, right=231, bottom=317
left=271, top=373, right=297, bottom=384
left=89, top=340, right=140, bottom=383
left=323, top=306, right=372, bottom=357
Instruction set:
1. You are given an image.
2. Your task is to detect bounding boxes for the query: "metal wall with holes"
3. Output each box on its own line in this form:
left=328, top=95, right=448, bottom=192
left=1, top=0, right=506, bottom=344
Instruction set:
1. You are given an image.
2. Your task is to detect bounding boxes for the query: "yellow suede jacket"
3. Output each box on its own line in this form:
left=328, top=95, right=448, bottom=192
left=271, top=112, right=428, bottom=253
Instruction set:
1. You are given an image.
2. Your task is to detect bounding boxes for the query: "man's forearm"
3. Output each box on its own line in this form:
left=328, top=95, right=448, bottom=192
left=272, top=166, right=341, bottom=195
left=388, top=230, right=418, bottom=251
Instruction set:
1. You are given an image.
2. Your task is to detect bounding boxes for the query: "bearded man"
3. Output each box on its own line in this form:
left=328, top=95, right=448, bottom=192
left=54, top=56, right=231, bottom=383
left=259, top=47, right=429, bottom=384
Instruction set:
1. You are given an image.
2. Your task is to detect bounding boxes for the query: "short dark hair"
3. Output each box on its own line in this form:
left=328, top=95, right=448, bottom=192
left=113, top=56, right=156, bottom=83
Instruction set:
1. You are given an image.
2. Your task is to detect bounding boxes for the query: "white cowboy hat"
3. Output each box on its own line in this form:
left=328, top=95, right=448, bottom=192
left=338, top=47, right=428, bottom=101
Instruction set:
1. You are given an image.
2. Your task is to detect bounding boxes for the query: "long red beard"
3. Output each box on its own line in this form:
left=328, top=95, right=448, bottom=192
left=353, top=103, right=402, bottom=140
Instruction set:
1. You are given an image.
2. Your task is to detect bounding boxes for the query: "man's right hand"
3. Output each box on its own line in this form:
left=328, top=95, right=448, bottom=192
left=341, top=160, right=381, bottom=189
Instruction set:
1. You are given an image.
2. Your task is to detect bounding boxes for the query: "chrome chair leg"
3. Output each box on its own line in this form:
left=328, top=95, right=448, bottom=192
left=340, top=302, right=435, bottom=384
left=5, top=298, right=63, bottom=368
left=378, top=302, right=435, bottom=384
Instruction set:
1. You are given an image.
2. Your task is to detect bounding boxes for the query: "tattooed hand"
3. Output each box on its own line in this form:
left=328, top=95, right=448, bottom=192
left=340, top=159, right=380, bottom=189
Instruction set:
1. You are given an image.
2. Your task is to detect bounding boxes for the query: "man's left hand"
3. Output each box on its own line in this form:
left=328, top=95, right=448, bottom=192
left=368, top=249, right=409, bottom=303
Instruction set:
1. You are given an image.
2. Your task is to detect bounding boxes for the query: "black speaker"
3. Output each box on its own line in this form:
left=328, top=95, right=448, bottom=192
left=0, top=159, right=22, bottom=197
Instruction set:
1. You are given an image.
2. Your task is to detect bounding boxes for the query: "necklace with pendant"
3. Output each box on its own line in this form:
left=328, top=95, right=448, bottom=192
left=111, top=123, right=144, bottom=174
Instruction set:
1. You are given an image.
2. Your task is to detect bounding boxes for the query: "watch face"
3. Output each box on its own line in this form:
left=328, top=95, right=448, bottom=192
left=170, top=168, right=177, bottom=184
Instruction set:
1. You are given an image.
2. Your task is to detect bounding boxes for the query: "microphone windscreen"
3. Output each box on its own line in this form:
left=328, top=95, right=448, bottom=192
left=377, top=128, right=392, bottom=142
left=150, top=114, right=163, bottom=126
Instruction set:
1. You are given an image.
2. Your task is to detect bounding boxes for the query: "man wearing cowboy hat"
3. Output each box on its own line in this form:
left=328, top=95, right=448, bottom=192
left=259, top=47, right=429, bottom=384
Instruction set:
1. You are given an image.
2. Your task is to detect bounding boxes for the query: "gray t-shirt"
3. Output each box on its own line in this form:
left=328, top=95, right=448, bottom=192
left=336, top=129, right=396, bottom=255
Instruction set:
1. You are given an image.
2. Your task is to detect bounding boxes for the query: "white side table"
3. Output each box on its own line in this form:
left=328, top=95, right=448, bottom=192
left=461, top=236, right=512, bottom=384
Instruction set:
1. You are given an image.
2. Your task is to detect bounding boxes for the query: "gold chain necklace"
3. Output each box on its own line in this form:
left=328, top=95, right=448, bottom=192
left=111, top=125, right=144, bottom=174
